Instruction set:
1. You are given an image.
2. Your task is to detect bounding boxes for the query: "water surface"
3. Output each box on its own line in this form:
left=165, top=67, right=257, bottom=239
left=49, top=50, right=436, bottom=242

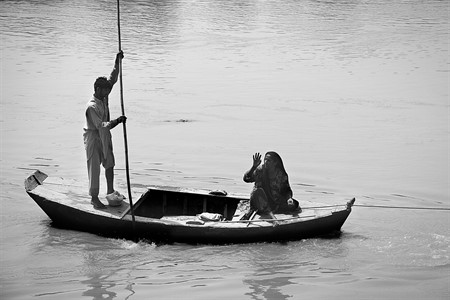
left=1, top=0, right=448, bottom=299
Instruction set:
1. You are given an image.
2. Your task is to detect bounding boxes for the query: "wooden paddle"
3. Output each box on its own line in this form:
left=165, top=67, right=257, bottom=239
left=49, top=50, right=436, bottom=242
left=117, top=0, right=136, bottom=236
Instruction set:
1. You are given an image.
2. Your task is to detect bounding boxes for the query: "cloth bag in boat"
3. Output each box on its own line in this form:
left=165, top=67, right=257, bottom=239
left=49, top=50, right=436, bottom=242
left=197, top=212, right=223, bottom=222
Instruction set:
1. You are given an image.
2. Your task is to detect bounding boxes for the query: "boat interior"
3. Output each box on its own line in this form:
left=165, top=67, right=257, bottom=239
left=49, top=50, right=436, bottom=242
left=129, top=187, right=245, bottom=221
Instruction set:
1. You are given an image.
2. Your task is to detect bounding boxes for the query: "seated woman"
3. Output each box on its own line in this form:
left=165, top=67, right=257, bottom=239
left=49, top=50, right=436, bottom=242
left=243, top=152, right=301, bottom=220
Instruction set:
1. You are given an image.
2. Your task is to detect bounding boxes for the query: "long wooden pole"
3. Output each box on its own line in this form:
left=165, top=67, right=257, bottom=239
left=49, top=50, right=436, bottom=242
left=117, top=0, right=136, bottom=234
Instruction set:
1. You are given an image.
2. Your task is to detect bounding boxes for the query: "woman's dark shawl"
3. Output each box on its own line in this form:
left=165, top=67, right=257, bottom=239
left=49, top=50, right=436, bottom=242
left=261, top=152, right=293, bottom=212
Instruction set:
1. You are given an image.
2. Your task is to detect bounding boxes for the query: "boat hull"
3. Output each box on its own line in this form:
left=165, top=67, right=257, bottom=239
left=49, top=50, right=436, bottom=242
left=26, top=171, right=354, bottom=244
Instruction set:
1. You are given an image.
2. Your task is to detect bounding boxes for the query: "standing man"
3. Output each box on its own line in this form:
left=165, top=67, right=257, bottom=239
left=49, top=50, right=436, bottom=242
left=83, top=51, right=127, bottom=209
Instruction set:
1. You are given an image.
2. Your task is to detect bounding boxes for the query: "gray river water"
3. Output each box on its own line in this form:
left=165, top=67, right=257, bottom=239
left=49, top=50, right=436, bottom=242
left=1, top=0, right=448, bottom=299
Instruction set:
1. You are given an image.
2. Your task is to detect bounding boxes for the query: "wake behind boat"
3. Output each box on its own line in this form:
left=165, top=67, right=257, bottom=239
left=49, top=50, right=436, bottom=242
left=25, top=170, right=355, bottom=244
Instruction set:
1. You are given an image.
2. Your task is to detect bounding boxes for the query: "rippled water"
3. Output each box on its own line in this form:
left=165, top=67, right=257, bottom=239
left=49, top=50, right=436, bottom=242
left=1, top=0, right=449, bottom=299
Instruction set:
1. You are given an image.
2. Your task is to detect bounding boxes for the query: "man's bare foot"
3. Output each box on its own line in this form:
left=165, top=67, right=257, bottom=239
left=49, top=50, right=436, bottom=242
left=91, top=197, right=106, bottom=209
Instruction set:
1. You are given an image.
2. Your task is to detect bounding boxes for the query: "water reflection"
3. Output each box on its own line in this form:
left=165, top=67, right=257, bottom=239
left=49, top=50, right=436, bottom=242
left=81, top=274, right=117, bottom=300
left=244, top=264, right=296, bottom=300
left=80, top=239, right=140, bottom=300
left=242, top=239, right=350, bottom=299
left=242, top=244, right=297, bottom=299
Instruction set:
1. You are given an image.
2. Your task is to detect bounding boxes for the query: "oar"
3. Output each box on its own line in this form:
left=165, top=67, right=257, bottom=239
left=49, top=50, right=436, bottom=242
left=117, top=0, right=136, bottom=236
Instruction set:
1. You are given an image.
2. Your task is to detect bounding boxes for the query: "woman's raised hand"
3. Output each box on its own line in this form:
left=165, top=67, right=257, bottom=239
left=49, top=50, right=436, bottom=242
left=252, top=152, right=262, bottom=168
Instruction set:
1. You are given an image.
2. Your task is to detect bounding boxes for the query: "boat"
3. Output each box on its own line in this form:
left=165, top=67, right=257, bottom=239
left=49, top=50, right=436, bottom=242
left=25, top=170, right=355, bottom=244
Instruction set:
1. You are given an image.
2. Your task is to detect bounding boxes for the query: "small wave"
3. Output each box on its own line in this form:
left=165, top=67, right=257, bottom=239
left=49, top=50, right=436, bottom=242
left=163, top=119, right=195, bottom=123
left=28, top=163, right=60, bottom=167
left=108, top=238, right=156, bottom=251
left=119, top=240, right=141, bottom=250
left=432, top=233, right=449, bottom=242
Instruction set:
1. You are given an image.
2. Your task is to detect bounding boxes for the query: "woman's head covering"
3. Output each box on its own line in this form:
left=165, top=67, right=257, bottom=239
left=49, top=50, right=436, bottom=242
left=262, top=151, right=293, bottom=210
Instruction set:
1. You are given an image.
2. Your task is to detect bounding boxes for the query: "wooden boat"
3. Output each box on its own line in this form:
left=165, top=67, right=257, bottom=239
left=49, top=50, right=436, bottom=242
left=25, top=170, right=355, bottom=244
